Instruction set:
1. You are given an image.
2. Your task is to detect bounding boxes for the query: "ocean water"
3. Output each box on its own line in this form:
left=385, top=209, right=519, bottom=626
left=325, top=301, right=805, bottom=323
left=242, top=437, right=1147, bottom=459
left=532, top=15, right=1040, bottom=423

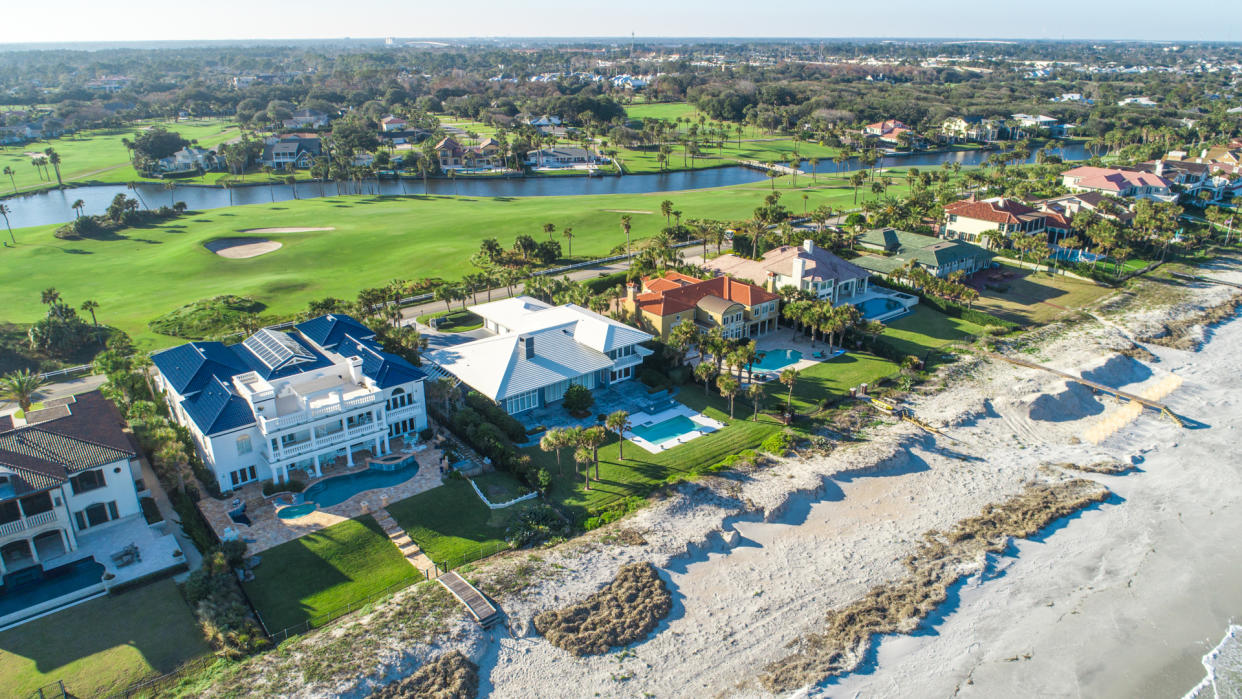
left=1187, top=625, right=1242, bottom=699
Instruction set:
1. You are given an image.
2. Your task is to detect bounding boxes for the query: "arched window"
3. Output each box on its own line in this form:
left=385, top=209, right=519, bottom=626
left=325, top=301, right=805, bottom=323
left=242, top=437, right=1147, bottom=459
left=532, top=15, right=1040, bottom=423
left=389, top=387, right=407, bottom=409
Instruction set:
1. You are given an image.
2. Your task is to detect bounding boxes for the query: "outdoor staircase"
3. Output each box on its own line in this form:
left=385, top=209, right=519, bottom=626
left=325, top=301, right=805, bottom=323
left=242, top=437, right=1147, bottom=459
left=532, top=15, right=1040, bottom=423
left=373, top=508, right=437, bottom=577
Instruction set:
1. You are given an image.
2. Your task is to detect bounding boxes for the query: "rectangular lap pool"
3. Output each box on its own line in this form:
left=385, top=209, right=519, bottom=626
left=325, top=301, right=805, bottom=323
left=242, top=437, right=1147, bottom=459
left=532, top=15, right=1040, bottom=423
left=859, top=297, right=906, bottom=320
left=631, top=415, right=699, bottom=447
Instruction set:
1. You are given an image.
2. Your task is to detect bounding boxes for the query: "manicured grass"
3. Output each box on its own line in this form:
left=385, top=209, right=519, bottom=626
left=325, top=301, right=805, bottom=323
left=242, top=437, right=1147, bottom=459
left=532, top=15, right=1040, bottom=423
left=416, top=309, right=483, bottom=332
left=527, top=388, right=782, bottom=519
left=0, top=176, right=925, bottom=353
left=880, top=306, right=983, bottom=359
left=241, top=515, right=417, bottom=633
left=387, top=477, right=533, bottom=566
left=970, top=261, right=1113, bottom=325
left=781, top=351, right=901, bottom=415
left=471, top=471, right=531, bottom=503
left=0, top=579, right=210, bottom=698
left=0, top=119, right=239, bottom=195
left=615, top=138, right=844, bottom=175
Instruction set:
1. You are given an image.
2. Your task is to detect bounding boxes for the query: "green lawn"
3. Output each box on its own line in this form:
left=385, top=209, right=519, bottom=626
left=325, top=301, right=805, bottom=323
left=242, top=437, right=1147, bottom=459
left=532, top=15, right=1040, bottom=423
left=471, top=471, right=531, bottom=503
left=241, top=516, right=417, bottom=633
left=0, top=118, right=239, bottom=195
left=782, top=351, right=901, bottom=415
left=0, top=176, right=924, bottom=353
left=526, top=388, right=782, bottom=518
left=615, top=138, right=845, bottom=175
left=971, top=261, right=1114, bottom=325
left=880, top=306, right=983, bottom=360
left=416, top=309, right=483, bottom=332
left=0, top=579, right=209, bottom=698
left=387, top=477, right=533, bottom=567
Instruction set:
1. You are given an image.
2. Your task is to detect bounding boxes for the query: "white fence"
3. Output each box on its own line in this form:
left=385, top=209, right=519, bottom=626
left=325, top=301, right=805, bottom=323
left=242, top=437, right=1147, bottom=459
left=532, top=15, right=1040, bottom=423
left=467, top=476, right=539, bottom=510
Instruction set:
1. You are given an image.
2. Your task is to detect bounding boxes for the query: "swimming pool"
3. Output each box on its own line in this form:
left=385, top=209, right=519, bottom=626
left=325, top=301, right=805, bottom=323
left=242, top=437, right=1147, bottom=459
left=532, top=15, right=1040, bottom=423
left=858, top=297, right=905, bottom=320
left=0, top=557, right=104, bottom=618
left=753, top=348, right=803, bottom=371
left=278, top=462, right=421, bottom=519
left=632, top=415, right=699, bottom=446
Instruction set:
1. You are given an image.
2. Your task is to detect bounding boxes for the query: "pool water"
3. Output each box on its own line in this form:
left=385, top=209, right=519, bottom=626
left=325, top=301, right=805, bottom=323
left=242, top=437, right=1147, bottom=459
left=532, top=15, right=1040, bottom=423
left=278, top=463, right=422, bottom=519
left=753, top=349, right=803, bottom=371
left=276, top=503, right=317, bottom=519
left=632, top=415, right=699, bottom=446
left=858, top=297, right=904, bottom=319
left=0, top=557, right=104, bottom=617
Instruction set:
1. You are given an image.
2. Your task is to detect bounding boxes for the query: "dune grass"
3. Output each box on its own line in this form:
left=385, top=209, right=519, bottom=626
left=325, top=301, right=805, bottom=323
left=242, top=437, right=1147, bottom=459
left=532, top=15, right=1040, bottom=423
left=241, top=515, right=417, bottom=633
left=0, top=579, right=209, bottom=698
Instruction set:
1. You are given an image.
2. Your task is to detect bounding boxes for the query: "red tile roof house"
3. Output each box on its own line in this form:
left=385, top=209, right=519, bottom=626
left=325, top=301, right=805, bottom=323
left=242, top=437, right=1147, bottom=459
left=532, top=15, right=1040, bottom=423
left=623, top=271, right=780, bottom=341
left=1060, top=165, right=1176, bottom=202
left=862, top=119, right=916, bottom=146
left=941, top=197, right=1072, bottom=247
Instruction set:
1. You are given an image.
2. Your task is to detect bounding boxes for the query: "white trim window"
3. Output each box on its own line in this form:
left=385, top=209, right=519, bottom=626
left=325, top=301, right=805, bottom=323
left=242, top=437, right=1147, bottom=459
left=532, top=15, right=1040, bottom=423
left=505, top=389, right=539, bottom=414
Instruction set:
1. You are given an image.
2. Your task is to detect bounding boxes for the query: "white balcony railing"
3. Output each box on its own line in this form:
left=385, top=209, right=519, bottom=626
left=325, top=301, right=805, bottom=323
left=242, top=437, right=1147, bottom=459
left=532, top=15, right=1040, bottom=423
left=259, top=393, right=382, bottom=433
left=0, top=509, right=61, bottom=538
left=268, top=421, right=385, bottom=462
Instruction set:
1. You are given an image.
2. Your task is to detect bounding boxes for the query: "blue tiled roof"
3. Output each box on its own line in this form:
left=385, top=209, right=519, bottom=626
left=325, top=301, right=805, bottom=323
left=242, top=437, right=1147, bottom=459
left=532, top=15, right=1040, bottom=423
left=151, top=342, right=249, bottom=396
left=295, top=314, right=375, bottom=351
left=339, top=334, right=426, bottom=389
left=233, top=332, right=333, bottom=380
left=180, top=377, right=256, bottom=436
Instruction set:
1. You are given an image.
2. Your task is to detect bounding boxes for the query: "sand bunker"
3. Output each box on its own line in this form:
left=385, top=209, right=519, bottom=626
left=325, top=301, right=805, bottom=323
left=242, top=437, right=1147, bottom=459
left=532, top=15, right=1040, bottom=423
left=601, top=209, right=653, bottom=214
left=238, top=227, right=336, bottom=234
left=205, top=237, right=282, bottom=259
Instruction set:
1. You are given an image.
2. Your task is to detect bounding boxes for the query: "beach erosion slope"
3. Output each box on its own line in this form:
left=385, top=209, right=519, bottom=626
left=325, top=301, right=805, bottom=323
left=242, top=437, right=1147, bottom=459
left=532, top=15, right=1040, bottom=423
left=473, top=267, right=1242, bottom=698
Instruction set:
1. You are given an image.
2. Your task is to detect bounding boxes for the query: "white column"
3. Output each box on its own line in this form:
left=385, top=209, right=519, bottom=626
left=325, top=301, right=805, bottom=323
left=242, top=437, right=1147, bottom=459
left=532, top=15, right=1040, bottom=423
left=373, top=436, right=381, bottom=456
left=58, top=528, right=70, bottom=554
left=313, top=454, right=322, bottom=478
left=346, top=448, right=354, bottom=467
left=382, top=435, right=390, bottom=454
left=28, top=539, right=40, bottom=564
left=0, top=553, right=6, bottom=575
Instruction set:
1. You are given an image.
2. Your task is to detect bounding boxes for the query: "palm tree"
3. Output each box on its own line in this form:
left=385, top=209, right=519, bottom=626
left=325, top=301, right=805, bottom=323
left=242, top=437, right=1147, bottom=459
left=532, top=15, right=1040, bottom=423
left=581, top=426, right=607, bottom=481
left=542, top=222, right=556, bottom=241
left=717, top=374, right=739, bottom=419
left=540, top=428, right=572, bottom=473
left=620, top=215, right=633, bottom=258
left=0, top=203, right=13, bottom=244
left=44, top=148, right=62, bottom=187
left=80, top=299, right=100, bottom=326
left=1, top=370, right=44, bottom=414
left=562, top=226, right=574, bottom=258
left=164, top=181, right=176, bottom=207
left=155, top=437, right=190, bottom=492
left=71, top=199, right=85, bottom=219
left=606, top=410, right=632, bottom=461
left=779, top=368, right=799, bottom=424
left=695, top=361, right=716, bottom=395
left=748, top=383, right=766, bottom=421
left=574, top=446, right=593, bottom=491
left=3, top=166, right=15, bottom=192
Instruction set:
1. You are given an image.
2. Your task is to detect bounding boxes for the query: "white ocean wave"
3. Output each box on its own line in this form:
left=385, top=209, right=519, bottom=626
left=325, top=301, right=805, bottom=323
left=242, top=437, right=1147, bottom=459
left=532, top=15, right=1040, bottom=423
left=1185, top=625, right=1242, bottom=699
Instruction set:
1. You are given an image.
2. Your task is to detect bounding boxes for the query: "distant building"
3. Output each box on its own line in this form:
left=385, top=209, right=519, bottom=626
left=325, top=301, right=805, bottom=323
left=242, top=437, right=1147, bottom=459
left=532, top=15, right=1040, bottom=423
left=942, top=116, right=1001, bottom=143
left=525, top=146, right=599, bottom=167
left=1060, top=166, right=1175, bottom=201
left=157, top=147, right=218, bottom=174
left=435, top=137, right=502, bottom=170
left=856, top=228, right=993, bottom=279
left=1118, top=96, right=1158, bottom=108
left=941, top=196, right=1071, bottom=245
left=261, top=135, right=322, bottom=170
left=862, top=119, right=916, bottom=146
left=282, top=109, right=330, bottom=130
left=380, top=115, right=408, bottom=132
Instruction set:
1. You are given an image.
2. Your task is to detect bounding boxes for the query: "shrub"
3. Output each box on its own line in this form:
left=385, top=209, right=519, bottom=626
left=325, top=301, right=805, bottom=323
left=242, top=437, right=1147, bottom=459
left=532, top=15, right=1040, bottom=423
left=220, top=539, right=248, bottom=568
left=583, top=495, right=646, bottom=530
left=170, top=487, right=217, bottom=555
left=533, top=562, right=672, bottom=656
left=760, top=430, right=795, bottom=456
left=563, top=384, right=594, bottom=415
left=418, top=427, right=435, bottom=441
left=147, top=295, right=267, bottom=340
left=185, top=552, right=268, bottom=658
left=139, top=496, right=163, bottom=524
left=505, top=504, right=568, bottom=547
left=261, top=477, right=305, bottom=496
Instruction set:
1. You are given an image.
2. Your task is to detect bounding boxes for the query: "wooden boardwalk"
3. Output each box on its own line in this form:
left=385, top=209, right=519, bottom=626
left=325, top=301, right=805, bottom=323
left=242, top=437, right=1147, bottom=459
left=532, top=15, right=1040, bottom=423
left=987, top=352, right=1184, bottom=426
left=438, top=571, right=501, bottom=627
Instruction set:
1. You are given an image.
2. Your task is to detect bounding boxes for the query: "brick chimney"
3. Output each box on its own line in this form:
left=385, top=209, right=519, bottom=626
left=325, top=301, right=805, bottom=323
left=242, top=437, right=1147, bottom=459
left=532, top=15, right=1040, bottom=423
left=625, top=282, right=637, bottom=305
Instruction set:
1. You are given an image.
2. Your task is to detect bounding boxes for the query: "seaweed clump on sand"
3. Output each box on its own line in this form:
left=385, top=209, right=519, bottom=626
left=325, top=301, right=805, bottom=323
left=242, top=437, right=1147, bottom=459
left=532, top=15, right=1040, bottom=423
left=760, top=479, right=1111, bottom=694
left=1138, top=295, right=1242, bottom=350
left=533, top=561, right=672, bottom=656
left=1051, top=460, right=1134, bottom=475
left=369, top=650, right=478, bottom=699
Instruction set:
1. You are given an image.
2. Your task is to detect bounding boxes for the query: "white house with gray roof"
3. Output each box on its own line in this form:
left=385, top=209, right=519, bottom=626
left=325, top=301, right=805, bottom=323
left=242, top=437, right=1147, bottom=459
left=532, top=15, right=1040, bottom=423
left=425, top=300, right=652, bottom=414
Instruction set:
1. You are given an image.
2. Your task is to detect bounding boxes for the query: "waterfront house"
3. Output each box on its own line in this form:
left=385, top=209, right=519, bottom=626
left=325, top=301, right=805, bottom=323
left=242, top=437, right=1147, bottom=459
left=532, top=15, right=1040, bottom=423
left=624, top=271, right=780, bottom=341
left=525, top=146, right=599, bottom=167
left=425, top=300, right=652, bottom=415
left=856, top=228, right=993, bottom=278
left=941, top=116, right=1000, bottom=143
left=941, top=196, right=1072, bottom=245
left=435, top=137, right=503, bottom=170
left=1060, top=166, right=1175, bottom=201
left=701, top=239, right=872, bottom=304
left=152, top=315, right=428, bottom=492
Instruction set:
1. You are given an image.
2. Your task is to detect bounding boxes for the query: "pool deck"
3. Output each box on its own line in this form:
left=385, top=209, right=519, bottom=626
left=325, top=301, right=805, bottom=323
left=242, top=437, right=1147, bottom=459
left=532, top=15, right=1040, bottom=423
left=198, top=441, right=449, bottom=554
left=624, top=403, right=725, bottom=453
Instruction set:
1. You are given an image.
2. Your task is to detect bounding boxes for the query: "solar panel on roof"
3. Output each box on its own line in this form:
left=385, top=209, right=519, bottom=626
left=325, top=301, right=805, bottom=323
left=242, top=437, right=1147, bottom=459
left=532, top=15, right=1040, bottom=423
left=242, top=328, right=314, bottom=370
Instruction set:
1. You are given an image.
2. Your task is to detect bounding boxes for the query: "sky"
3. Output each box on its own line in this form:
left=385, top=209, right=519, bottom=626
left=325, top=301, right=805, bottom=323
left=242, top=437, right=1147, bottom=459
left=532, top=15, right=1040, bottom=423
left=1, top=0, right=1239, bottom=44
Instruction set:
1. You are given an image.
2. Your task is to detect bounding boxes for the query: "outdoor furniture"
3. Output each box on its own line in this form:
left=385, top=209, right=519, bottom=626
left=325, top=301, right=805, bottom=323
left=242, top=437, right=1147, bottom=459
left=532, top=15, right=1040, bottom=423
left=812, top=351, right=825, bottom=359
left=111, top=544, right=141, bottom=568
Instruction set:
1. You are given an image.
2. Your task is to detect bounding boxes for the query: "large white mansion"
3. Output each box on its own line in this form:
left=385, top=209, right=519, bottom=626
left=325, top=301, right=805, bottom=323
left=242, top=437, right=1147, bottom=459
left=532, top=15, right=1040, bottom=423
left=152, top=314, right=428, bottom=493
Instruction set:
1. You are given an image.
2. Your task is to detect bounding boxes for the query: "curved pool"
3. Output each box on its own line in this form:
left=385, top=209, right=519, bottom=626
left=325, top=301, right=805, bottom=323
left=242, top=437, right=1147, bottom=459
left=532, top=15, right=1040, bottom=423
left=275, top=462, right=422, bottom=520
left=858, top=297, right=906, bottom=320
left=753, top=349, right=803, bottom=371
left=276, top=503, right=317, bottom=519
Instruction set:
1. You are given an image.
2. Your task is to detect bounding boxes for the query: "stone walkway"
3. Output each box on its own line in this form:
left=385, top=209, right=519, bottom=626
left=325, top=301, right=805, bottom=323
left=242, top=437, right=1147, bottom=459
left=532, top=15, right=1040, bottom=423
left=374, top=507, right=437, bottom=578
